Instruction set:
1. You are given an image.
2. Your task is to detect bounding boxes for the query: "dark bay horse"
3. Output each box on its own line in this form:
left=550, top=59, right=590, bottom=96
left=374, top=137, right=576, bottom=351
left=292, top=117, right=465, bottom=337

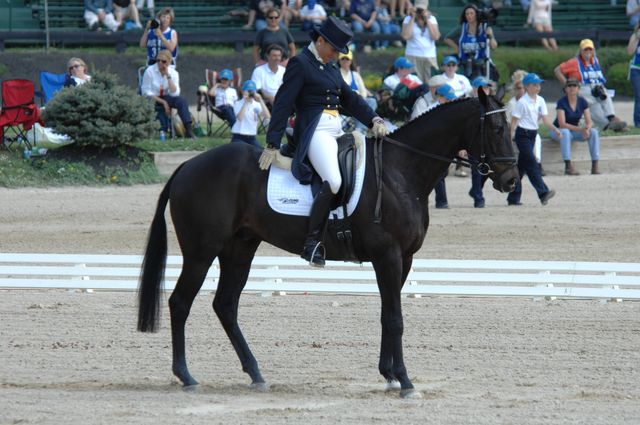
left=138, top=90, right=519, bottom=398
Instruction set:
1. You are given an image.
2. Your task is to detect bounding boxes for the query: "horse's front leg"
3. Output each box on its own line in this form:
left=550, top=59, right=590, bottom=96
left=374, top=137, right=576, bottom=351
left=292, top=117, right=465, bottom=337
left=372, top=252, right=421, bottom=399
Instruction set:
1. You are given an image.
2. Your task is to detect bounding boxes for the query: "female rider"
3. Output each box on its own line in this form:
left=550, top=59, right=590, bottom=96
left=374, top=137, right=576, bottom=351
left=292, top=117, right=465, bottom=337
left=260, top=17, right=388, bottom=267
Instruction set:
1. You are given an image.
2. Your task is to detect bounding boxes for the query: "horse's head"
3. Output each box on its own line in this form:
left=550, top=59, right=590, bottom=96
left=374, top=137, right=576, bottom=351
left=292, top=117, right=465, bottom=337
left=471, top=90, right=519, bottom=193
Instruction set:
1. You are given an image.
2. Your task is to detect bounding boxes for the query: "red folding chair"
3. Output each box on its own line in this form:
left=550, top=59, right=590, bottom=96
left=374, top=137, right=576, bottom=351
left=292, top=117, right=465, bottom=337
left=0, top=79, right=43, bottom=151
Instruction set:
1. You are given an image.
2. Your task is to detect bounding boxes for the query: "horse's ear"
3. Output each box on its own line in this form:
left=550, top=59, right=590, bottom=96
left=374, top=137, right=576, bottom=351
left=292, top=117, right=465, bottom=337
left=478, top=86, right=488, bottom=106
left=495, top=84, right=506, bottom=103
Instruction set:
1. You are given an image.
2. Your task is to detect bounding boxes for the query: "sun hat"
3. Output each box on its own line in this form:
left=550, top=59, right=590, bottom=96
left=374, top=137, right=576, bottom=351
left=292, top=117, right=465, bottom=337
left=579, top=39, right=595, bottom=50
left=441, top=55, right=459, bottom=66
left=436, top=84, right=457, bottom=100
left=313, top=16, right=353, bottom=54
left=242, top=80, right=257, bottom=92
left=523, top=72, right=544, bottom=85
left=472, top=76, right=490, bottom=88
left=394, top=56, right=414, bottom=69
left=414, top=0, right=429, bottom=9
left=219, top=69, right=233, bottom=81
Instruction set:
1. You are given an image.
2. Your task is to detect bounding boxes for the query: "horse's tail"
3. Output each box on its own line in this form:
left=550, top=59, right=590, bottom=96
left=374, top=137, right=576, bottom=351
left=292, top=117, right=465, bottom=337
left=137, top=164, right=183, bottom=333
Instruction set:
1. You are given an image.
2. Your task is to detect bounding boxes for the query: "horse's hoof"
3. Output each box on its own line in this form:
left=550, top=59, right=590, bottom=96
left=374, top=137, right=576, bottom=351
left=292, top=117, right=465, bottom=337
left=249, top=382, right=268, bottom=392
left=385, top=380, right=401, bottom=391
left=400, top=389, right=423, bottom=399
left=182, top=383, right=199, bottom=393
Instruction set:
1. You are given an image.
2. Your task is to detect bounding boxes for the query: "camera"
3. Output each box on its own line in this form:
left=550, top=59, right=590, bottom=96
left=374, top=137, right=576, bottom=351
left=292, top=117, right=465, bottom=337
left=477, top=7, right=498, bottom=26
left=591, top=84, right=607, bottom=100
left=149, top=18, right=160, bottom=29
left=248, top=91, right=256, bottom=98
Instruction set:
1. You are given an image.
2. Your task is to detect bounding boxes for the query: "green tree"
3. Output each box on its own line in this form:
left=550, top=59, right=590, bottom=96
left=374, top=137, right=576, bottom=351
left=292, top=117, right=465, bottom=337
left=42, top=71, right=157, bottom=148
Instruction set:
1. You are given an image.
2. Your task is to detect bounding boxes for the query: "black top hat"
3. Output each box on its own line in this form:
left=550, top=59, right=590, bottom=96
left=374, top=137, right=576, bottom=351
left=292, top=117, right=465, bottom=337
left=312, top=16, right=353, bottom=54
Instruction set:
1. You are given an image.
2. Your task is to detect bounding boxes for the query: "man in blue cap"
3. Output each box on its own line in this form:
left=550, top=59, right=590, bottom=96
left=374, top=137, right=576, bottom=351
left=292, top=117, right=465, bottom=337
left=507, top=72, right=560, bottom=206
left=260, top=16, right=389, bottom=267
left=440, top=55, right=472, bottom=98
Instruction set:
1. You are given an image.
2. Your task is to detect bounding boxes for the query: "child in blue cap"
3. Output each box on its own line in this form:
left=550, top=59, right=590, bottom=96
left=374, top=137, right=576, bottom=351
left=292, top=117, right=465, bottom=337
left=230, top=80, right=271, bottom=148
left=507, top=72, right=561, bottom=206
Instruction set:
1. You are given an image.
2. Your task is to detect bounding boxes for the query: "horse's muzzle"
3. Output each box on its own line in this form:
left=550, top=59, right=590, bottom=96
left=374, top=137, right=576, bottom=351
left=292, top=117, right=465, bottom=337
left=493, top=165, right=519, bottom=193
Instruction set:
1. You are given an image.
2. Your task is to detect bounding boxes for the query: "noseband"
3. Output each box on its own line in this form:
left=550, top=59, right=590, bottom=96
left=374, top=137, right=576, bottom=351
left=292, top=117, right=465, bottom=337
left=381, top=104, right=517, bottom=176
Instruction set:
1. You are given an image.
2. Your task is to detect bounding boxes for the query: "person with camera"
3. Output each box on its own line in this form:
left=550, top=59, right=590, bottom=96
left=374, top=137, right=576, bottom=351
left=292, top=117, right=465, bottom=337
left=627, top=23, right=640, bottom=128
left=400, top=0, right=440, bottom=82
left=230, top=80, right=271, bottom=148
left=140, top=50, right=195, bottom=139
left=554, top=39, right=627, bottom=132
left=549, top=79, right=601, bottom=176
left=444, top=3, right=498, bottom=81
left=260, top=17, right=388, bottom=267
left=138, top=7, right=178, bottom=66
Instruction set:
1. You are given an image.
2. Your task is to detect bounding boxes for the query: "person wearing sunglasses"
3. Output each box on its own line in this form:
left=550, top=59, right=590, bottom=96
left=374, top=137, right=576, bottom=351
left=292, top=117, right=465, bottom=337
left=550, top=79, right=601, bottom=175
left=64, top=58, right=92, bottom=87
left=140, top=50, right=195, bottom=139
left=243, top=0, right=285, bottom=31
left=253, top=8, right=296, bottom=66
left=554, top=39, right=627, bottom=132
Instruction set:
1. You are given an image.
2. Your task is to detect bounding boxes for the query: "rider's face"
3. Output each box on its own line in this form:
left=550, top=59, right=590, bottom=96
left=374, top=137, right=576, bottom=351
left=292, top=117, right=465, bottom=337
left=316, top=37, right=338, bottom=63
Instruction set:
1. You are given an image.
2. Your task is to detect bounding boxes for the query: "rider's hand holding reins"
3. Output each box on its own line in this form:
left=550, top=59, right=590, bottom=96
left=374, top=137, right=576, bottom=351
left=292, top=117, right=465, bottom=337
left=371, top=117, right=389, bottom=139
left=259, top=145, right=278, bottom=170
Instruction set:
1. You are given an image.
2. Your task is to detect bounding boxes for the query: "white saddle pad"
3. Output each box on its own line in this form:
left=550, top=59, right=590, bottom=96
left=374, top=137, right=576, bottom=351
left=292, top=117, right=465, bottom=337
left=267, top=134, right=366, bottom=219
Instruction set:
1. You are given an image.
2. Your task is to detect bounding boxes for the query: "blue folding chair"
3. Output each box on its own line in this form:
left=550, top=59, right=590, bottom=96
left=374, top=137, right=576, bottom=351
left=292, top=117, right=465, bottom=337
left=37, top=71, right=68, bottom=105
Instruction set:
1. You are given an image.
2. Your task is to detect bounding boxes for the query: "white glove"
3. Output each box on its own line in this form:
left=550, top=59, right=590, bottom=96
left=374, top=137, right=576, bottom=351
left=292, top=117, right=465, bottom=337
left=258, top=146, right=278, bottom=170
left=371, top=117, right=389, bottom=138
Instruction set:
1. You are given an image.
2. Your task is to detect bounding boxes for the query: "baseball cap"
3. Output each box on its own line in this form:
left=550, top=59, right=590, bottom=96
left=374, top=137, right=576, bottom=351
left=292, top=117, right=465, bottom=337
left=441, top=55, right=459, bottom=66
left=523, top=72, right=544, bottom=85
left=565, top=78, right=581, bottom=87
left=394, top=56, right=414, bottom=69
left=579, top=39, right=595, bottom=50
left=219, top=69, right=233, bottom=81
left=242, top=80, right=257, bottom=92
left=414, top=0, right=428, bottom=9
left=436, top=84, right=457, bottom=100
left=472, top=76, right=490, bottom=88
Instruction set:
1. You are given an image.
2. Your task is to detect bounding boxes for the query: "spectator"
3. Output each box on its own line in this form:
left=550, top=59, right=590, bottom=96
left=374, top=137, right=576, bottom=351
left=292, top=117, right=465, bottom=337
left=251, top=44, right=286, bottom=107
left=627, top=0, right=640, bottom=28
left=299, top=0, right=327, bottom=31
left=444, top=3, right=498, bottom=80
left=411, top=74, right=447, bottom=119
left=526, top=0, right=557, bottom=51
left=553, top=39, right=627, bottom=132
left=375, top=0, right=401, bottom=49
left=231, top=80, right=271, bottom=148
left=338, top=48, right=378, bottom=131
left=550, top=79, right=601, bottom=175
left=383, top=56, right=423, bottom=90
left=136, top=0, right=154, bottom=19
left=84, top=0, right=119, bottom=33
left=283, top=0, right=302, bottom=28
left=440, top=55, right=472, bottom=98
left=627, top=23, right=640, bottom=128
left=140, top=50, right=195, bottom=139
left=139, top=7, right=178, bottom=66
left=244, top=0, right=285, bottom=31
left=208, top=68, right=238, bottom=127
left=506, top=73, right=559, bottom=206
left=65, top=57, right=92, bottom=87
left=113, top=0, right=143, bottom=29
left=401, top=0, right=440, bottom=82
left=350, top=0, right=381, bottom=51
left=253, top=8, right=296, bottom=65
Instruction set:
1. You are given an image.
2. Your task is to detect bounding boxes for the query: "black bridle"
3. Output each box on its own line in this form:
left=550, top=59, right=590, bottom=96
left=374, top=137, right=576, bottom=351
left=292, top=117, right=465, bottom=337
left=380, top=104, right=517, bottom=176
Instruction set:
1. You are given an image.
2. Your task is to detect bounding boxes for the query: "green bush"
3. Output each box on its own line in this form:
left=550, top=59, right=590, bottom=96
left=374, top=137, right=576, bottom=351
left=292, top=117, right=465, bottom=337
left=42, top=71, right=157, bottom=148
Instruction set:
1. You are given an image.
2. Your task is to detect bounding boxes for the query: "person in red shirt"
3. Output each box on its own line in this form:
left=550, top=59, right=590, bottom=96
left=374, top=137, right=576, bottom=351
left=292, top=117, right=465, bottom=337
left=553, top=39, right=627, bottom=132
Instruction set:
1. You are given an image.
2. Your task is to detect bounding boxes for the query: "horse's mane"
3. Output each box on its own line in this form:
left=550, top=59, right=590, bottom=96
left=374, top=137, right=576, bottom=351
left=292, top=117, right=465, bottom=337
left=389, top=97, right=479, bottom=140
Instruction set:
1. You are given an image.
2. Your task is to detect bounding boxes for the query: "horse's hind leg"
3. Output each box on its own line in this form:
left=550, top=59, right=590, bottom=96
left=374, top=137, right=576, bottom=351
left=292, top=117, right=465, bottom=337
left=213, top=235, right=265, bottom=389
left=169, top=254, right=215, bottom=387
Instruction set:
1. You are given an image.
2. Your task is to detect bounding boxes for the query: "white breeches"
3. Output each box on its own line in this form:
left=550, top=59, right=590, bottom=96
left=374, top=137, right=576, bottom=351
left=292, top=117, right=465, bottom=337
left=307, top=112, right=344, bottom=194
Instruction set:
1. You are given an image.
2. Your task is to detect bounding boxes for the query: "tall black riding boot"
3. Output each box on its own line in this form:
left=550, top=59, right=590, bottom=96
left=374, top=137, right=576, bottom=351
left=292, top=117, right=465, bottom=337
left=301, top=181, right=335, bottom=267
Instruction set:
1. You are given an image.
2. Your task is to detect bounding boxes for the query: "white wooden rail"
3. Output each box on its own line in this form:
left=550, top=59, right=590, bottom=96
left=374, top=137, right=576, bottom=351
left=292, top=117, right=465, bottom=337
left=1, top=253, right=639, bottom=300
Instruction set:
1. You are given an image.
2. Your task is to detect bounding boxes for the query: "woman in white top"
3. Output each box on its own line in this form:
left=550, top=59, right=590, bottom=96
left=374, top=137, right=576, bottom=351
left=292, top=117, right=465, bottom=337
left=527, top=0, right=557, bottom=51
left=65, top=57, right=92, bottom=86
left=401, top=0, right=440, bottom=82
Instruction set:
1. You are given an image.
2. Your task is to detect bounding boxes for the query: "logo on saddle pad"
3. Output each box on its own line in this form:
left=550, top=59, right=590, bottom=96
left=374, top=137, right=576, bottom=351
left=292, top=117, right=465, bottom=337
left=266, top=133, right=366, bottom=219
